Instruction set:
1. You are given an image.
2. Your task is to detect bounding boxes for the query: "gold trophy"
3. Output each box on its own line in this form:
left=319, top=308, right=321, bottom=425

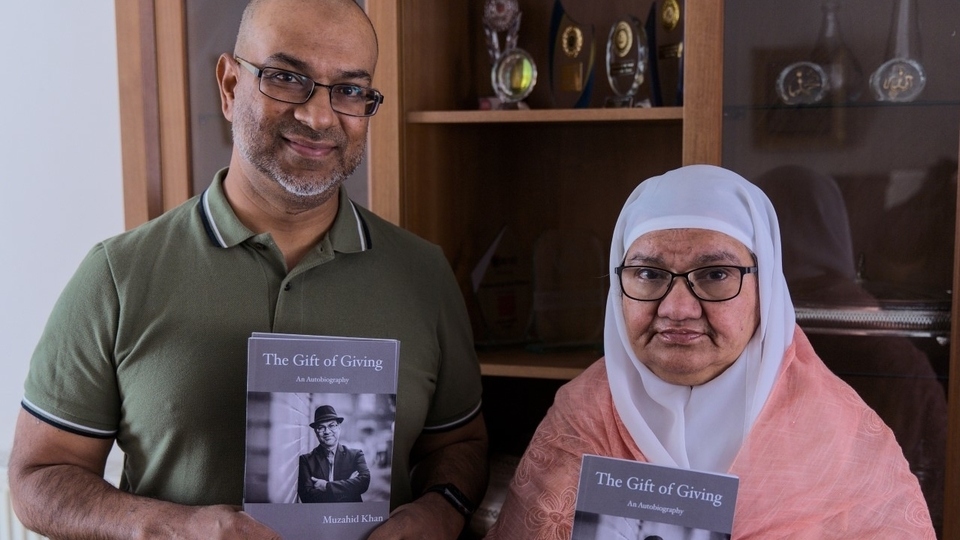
left=548, top=0, right=595, bottom=108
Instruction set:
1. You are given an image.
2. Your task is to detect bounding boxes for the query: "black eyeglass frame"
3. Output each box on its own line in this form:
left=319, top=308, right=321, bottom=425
left=614, top=264, right=759, bottom=302
left=234, top=56, right=384, bottom=117
left=313, top=421, right=342, bottom=433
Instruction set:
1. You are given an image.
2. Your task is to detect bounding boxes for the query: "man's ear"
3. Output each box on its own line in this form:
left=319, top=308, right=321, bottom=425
left=216, top=53, right=238, bottom=122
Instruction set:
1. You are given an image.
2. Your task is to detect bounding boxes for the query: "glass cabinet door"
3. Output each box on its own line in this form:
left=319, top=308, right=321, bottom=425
left=722, top=0, right=959, bottom=536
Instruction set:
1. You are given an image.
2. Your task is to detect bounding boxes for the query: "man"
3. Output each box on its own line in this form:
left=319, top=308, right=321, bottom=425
left=486, top=165, right=934, bottom=539
left=298, top=405, right=370, bottom=503
left=9, top=1, right=487, bottom=538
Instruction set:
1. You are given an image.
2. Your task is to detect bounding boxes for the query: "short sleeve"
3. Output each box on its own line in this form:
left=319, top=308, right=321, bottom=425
left=22, top=243, right=121, bottom=438
left=422, top=252, right=482, bottom=431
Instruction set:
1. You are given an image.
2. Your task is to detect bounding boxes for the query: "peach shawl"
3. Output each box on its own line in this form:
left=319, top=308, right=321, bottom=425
left=485, top=326, right=934, bottom=539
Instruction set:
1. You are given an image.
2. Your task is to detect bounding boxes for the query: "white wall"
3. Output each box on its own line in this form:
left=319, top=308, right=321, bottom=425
left=0, top=3, right=375, bottom=465
left=0, top=2, right=124, bottom=459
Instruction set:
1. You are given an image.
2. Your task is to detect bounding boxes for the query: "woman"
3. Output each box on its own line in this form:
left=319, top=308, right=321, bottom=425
left=485, top=165, right=934, bottom=539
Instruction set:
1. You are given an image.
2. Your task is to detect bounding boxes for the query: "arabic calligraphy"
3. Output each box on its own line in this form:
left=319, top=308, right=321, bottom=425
left=869, top=58, right=926, bottom=103
left=777, top=62, right=828, bottom=105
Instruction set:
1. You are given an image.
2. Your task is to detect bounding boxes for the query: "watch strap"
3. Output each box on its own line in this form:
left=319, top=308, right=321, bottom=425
left=425, top=483, right=475, bottom=517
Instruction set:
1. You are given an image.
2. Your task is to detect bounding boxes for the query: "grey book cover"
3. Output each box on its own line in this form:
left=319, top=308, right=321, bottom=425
left=244, top=333, right=399, bottom=539
left=571, top=454, right=738, bottom=539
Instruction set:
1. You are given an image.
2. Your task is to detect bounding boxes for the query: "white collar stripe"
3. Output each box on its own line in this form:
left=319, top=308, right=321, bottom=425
left=202, top=189, right=228, bottom=248
left=349, top=200, right=368, bottom=251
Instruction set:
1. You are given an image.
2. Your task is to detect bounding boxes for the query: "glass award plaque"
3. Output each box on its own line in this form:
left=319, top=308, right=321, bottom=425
left=605, top=16, right=647, bottom=108
left=472, top=226, right=532, bottom=346
left=530, top=228, right=605, bottom=348
left=809, top=0, right=864, bottom=104
left=548, top=0, right=595, bottom=109
left=775, top=0, right=863, bottom=106
left=483, top=0, right=537, bottom=108
left=645, top=0, right=684, bottom=107
left=870, top=0, right=926, bottom=102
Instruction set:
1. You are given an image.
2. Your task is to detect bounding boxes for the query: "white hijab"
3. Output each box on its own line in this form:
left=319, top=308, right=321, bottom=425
left=606, top=165, right=795, bottom=472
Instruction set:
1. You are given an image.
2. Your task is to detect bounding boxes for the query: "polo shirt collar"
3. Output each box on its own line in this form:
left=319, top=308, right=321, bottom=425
left=199, top=168, right=371, bottom=253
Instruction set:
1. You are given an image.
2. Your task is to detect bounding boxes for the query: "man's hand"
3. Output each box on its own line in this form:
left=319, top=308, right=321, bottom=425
left=367, top=413, right=488, bottom=539
left=367, top=492, right=465, bottom=540
left=311, top=476, right=328, bottom=490
left=9, top=410, right=282, bottom=540
left=182, top=505, right=283, bottom=540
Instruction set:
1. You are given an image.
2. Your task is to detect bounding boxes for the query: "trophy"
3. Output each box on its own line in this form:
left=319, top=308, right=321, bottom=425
left=776, top=0, right=863, bottom=106
left=483, top=0, right=537, bottom=108
left=530, top=229, right=605, bottom=347
left=605, top=16, right=648, bottom=107
left=870, top=59, right=925, bottom=102
left=548, top=0, right=596, bottom=109
left=870, top=0, right=925, bottom=102
left=776, top=61, right=829, bottom=105
left=645, top=0, right=684, bottom=106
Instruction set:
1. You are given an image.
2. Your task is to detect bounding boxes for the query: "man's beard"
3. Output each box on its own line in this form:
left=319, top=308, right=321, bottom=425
left=233, top=105, right=365, bottom=200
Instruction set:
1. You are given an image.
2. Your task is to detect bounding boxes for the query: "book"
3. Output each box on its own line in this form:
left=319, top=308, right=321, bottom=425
left=571, top=454, right=738, bottom=540
left=244, top=332, right=400, bottom=539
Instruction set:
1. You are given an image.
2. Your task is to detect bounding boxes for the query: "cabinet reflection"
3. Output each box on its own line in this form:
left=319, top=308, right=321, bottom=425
left=753, top=164, right=948, bottom=527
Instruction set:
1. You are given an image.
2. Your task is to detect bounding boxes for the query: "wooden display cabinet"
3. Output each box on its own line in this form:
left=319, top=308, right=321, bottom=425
left=366, top=0, right=722, bottom=378
left=115, top=0, right=959, bottom=535
left=368, top=2, right=960, bottom=536
left=720, top=1, right=960, bottom=537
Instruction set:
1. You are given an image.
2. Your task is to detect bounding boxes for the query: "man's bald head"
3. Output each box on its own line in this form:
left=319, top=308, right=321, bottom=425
left=220, top=0, right=379, bottom=206
left=235, top=0, right=378, bottom=55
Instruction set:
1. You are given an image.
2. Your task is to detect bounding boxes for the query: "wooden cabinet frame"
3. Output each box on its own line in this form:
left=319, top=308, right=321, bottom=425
left=115, top=0, right=959, bottom=535
left=115, top=0, right=191, bottom=228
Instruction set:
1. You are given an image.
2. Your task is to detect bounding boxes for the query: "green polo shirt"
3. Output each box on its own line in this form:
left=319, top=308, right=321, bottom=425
left=22, top=169, right=482, bottom=509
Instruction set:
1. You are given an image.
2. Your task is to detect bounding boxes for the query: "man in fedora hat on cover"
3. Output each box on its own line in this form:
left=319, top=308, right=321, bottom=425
left=298, top=405, right=370, bottom=503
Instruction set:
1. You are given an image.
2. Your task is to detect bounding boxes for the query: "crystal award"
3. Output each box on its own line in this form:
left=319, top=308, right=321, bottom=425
left=870, top=0, right=926, bottom=102
left=605, top=16, right=648, bottom=107
left=776, top=0, right=863, bottom=106
left=646, top=0, right=684, bottom=106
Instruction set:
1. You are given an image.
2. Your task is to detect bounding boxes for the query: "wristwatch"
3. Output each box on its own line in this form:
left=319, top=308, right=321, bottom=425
left=425, top=483, right=476, bottom=517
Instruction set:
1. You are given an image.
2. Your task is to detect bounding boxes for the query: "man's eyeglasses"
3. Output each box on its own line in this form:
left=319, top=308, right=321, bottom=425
left=234, top=56, right=384, bottom=117
left=314, top=421, right=341, bottom=434
left=615, top=265, right=758, bottom=302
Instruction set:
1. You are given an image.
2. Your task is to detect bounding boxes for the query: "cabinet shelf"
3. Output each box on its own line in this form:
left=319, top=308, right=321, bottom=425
left=407, top=107, right=684, bottom=124
left=796, top=305, right=951, bottom=339
left=479, top=347, right=599, bottom=380
left=723, top=99, right=960, bottom=115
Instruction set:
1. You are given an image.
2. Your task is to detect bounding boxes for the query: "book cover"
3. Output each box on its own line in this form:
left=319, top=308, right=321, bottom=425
left=571, top=454, right=738, bottom=540
left=244, top=333, right=399, bottom=539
